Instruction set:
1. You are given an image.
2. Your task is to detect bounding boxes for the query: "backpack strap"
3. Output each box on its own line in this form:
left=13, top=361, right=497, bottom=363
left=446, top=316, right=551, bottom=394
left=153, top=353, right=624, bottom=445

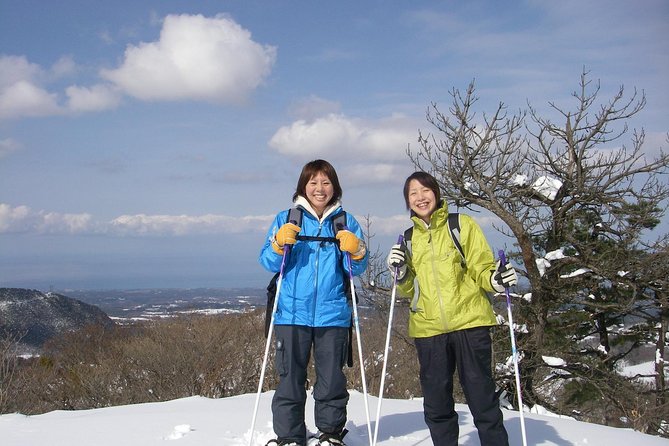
left=448, top=213, right=465, bottom=266
left=290, top=208, right=348, bottom=244
left=403, top=226, right=413, bottom=243
left=287, top=207, right=303, bottom=226
left=332, top=211, right=347, bottom=232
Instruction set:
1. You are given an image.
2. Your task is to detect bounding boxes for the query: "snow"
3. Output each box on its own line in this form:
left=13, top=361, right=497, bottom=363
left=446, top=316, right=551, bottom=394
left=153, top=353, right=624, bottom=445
left=2, top=390, right=666, bottom=445
left=544, top=249, right=567, bottom=261
left=532, top=176, right=563, bottom=201
left=536, top=257, right=551, bottom=276
left=559, top=268, right=591, bottom=278
left=512, top=174, right=529, bottom=187
left=542, top=356, right=567, bottom=367
left=617, top=360, right=658, bottom=385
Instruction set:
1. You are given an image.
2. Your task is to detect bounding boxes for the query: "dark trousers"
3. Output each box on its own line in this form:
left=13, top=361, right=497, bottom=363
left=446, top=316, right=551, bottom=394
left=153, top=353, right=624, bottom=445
left=272, top=325, right=349, bottom=445
left=414, top=327, right=509, bottom=446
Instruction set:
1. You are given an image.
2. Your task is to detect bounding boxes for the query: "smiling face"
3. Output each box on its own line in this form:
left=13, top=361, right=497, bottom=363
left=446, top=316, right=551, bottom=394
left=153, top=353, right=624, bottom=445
left=407, top=178, right=438, bottom=223
left=305, top=171, right=334, bottom=216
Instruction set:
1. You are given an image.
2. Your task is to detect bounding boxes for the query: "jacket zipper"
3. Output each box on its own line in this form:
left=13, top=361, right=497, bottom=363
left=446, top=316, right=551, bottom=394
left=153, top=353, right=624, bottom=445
left=428, top=227, right=448, bottom=331
left=312, top=222, right=323, bottom=325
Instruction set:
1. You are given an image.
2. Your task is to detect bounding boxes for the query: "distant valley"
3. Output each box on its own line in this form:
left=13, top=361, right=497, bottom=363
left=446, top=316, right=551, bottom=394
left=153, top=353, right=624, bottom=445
left=63, top=287, right=268, bottom=322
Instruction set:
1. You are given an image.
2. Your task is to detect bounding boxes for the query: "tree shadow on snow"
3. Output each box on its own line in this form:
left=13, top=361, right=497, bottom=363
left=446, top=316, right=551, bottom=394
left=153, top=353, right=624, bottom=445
left=459, top=411, right=572, bottom=446
left=370, top=409, right=432, bottom=444
left=373, top=409, right=572, bottom=446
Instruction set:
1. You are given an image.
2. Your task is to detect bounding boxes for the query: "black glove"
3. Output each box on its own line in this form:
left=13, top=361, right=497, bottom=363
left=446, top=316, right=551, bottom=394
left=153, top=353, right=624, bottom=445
left=491, top=260, right=518, bottom=292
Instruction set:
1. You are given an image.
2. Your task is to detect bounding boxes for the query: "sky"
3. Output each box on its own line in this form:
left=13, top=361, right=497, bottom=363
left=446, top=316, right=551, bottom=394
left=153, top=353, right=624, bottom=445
left=2, top=390, right=668, bottom=445
left=1, top=0, right=668, bottom=290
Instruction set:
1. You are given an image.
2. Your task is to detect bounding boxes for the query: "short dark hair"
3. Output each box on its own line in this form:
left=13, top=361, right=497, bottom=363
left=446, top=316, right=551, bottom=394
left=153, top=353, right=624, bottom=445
left=293, top=159, right=343, bottom=206
left=403, top=171, right=441, bottom=210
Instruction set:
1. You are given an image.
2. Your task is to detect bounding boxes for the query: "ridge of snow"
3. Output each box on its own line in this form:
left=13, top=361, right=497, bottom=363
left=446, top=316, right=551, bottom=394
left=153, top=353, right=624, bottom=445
left=1, top=391, right=667, bottom=445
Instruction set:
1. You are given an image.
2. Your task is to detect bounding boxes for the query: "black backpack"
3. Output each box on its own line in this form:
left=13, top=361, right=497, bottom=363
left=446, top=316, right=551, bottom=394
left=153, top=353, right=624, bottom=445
left=264, top=207, right=355, bottom=367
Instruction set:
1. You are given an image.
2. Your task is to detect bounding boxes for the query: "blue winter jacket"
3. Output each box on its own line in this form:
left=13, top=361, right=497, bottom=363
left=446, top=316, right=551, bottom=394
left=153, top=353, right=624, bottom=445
left=258, top=199, right=368, bottom=328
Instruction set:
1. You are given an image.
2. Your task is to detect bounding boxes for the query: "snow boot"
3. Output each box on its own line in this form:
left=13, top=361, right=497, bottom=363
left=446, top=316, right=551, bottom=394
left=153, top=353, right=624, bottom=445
left=265, top=439, right=300, bottom=446
left=313, top=428, right=348, bottom=446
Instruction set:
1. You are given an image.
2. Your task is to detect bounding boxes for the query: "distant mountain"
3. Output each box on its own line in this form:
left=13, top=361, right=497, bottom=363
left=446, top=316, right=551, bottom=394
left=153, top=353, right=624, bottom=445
left=64, top=287, right=267, bottom=319
left=0, top=288, right=115, bottom=353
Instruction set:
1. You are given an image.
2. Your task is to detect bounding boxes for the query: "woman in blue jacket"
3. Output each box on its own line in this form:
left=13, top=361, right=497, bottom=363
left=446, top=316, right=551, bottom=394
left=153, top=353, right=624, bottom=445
left=259, top=159, right=368, bottom=446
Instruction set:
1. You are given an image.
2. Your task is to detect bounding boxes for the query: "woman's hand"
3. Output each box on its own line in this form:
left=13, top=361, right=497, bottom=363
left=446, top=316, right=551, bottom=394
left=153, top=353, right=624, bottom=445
left=272, top=222, right=301, bottom=254
left=336, top=230, right=366, bottom=260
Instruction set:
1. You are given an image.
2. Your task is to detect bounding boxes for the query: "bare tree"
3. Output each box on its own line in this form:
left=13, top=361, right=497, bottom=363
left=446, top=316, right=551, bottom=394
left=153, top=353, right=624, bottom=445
left=357, top=215, right=400, bottom=318
left=0, top=331, right=22, bottom=413
left=409, top=70, right=669, bottom=431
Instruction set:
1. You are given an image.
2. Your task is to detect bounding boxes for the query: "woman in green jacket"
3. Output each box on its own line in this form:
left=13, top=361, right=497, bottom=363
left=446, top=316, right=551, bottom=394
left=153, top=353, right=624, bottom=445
left=386, top=171, right=517, bottom=446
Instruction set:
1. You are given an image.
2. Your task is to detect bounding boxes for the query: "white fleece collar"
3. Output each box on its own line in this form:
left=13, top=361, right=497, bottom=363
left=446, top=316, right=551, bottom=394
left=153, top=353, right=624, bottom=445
left=294, top=196, right=342, bottom=223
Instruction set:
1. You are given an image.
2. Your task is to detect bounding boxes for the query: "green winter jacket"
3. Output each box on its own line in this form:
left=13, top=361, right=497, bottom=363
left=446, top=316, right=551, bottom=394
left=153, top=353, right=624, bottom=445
left=398, top=201, right=499, bottom=338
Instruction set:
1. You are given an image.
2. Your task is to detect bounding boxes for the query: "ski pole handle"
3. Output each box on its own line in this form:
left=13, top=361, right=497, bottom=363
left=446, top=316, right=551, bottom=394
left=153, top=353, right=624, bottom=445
left=281, top=219, right=299, bottom=259
left=394, top=235, right=404, bottom=283
left=497, top=250, right=513, bottom=294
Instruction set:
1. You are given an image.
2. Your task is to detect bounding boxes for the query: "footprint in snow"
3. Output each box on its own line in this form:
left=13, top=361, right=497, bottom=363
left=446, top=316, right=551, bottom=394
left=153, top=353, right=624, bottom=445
left=165, top=424, right=193, bottom=440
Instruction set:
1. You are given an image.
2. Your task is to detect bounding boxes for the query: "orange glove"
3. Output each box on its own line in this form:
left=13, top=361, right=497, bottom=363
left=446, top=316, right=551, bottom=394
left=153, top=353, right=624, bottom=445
left=336, top=230, right=366, bottom=260
left=272, top=223, right=301, bottom=255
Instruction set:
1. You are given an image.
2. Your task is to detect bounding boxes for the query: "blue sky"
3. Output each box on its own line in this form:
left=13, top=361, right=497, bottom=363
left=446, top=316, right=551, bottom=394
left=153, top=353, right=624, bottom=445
left=1, top=0, right=667, bottom=290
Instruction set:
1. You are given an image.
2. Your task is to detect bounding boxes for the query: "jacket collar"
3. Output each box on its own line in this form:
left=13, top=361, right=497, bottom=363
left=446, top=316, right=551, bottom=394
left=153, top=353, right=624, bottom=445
left=411, top=200, right=449, bottom=230
left=294, top=195, right=342, bottom=223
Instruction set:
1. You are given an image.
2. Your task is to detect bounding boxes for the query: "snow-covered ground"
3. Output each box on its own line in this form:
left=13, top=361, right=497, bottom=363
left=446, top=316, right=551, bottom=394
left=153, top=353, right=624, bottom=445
left=1, top=390, right=666, bottom=445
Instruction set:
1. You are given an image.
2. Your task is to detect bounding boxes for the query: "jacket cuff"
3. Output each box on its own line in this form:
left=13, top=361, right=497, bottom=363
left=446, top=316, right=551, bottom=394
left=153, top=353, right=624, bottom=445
left=271, top=237, right=284, bottom=255
left=351, top=240, right=367, bottom=261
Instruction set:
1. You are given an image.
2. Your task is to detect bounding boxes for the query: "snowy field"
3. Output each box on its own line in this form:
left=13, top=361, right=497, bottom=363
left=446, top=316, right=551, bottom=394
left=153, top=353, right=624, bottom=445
left=1, top=390, right=667, bottom=445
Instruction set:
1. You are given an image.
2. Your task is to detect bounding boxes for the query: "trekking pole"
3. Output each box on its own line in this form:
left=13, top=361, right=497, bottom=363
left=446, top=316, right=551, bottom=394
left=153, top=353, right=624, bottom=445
left=344, top=249, right=374, bottom=446
left=248, top=239, right=293, bottom=446
left=498, top=250, right=528, bottom=446
left=372, top=235, right=403, bottom=446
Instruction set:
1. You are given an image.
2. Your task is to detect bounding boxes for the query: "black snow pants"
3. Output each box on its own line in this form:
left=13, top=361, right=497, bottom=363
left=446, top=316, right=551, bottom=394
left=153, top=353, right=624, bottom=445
left=271, top=324, right=349, bottom=445
left=414, top=326, right=509, bottom=446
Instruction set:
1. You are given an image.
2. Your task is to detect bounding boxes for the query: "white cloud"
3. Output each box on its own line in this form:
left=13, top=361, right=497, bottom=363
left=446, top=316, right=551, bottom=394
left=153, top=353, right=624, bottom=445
left=50, top=55, right=77, bottom=79
left=0, top=203, right=410, bottom=238
left=100, top=14, right=276, bottom=103
left=0, top=203, right=32, bottom=232
left=0, top=138, right=21, bottom=158
left=0, top=203, right=277, bottom=236
left=0, top=79, right=62, bottom=119
left=0, top=204, right=429, bottom=238
left=0, top=203, right=93, bottom=234
left=0, top=55, right=66, bottom=119
left=0, top=55, right=42, bottom=88
left=269, top=113, right=417, bottom=160
left=1, top=14, right=275, bottom=120
left=38, top=212, right=94, bottom=234
left=109, top=213, right=273, bottom=236
left=66, top=84, right=121, bottom=112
